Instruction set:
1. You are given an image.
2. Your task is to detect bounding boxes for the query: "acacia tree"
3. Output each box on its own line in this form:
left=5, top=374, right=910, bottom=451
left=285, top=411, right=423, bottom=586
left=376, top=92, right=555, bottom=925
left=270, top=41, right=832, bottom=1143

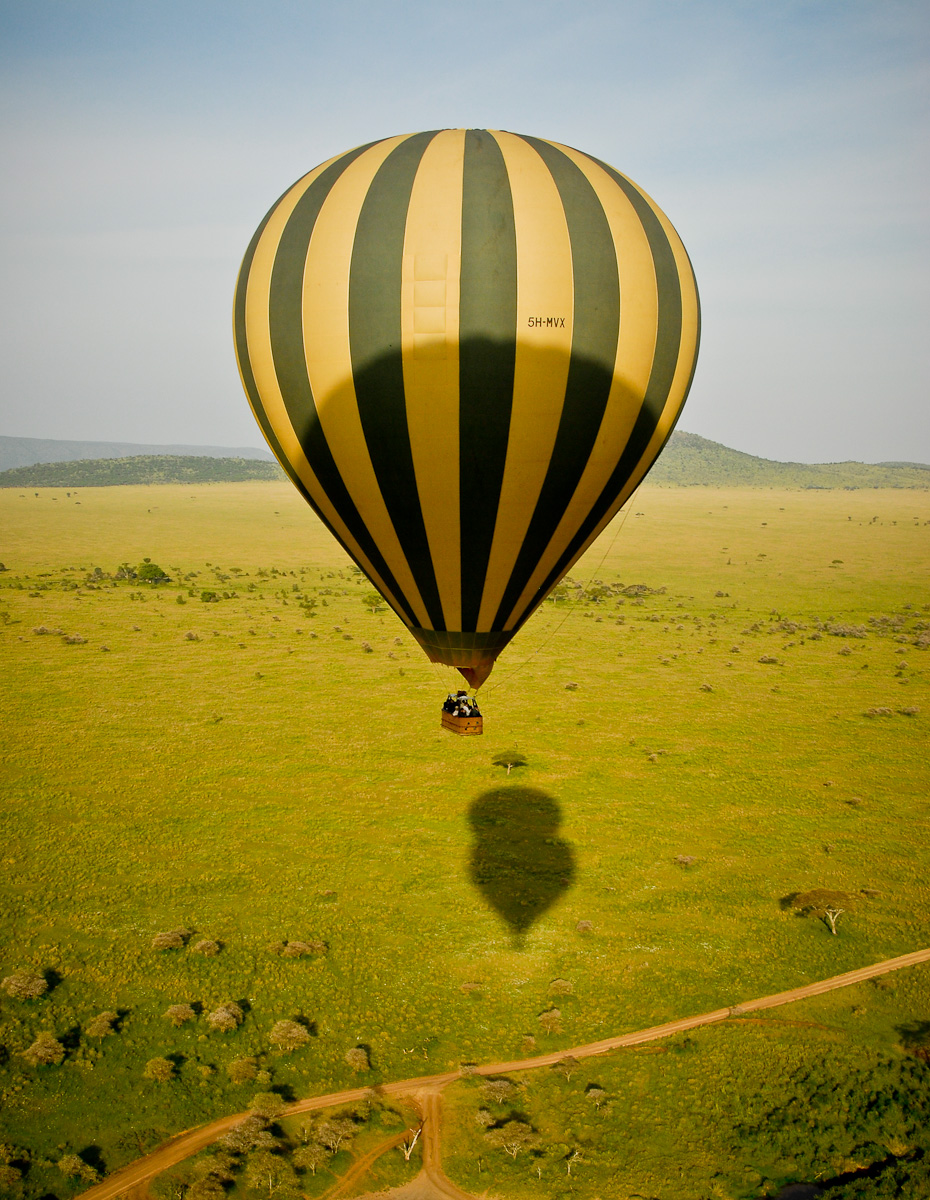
left=21, top=1032, right=65, bottom=1067
left=226, top=1056, right=259, bottom=1084
left=316, top=1117, right=356, bottom=1154
left=165, top=1004, right=197, bottom=1028
left=219, top=1115, right=278, bottom=1154
left=482, top=1079, right=516, bottom=1104
left=484, top=1120, right=540, bottom=1160
left=206, top=1002, right=243, bottom=1032
left=2, top=970, right=48, bottom=1000
left=345, top=1046, right=369, bottom=1073
left=143, top=1057, right=175, bottom=1081
left=292, top=1143, right=328, bottom=1176
left=552, top=1055, right=578, bottom=1081
left=243, top=1150, right=299, bottom=1199
left=57, top=1155, right=98, bottom=1183
left=269, top=1020, right=310, bottom=1053
left=85, top=1011, right=119, bottom=1038
left=248, top=1092, right=286, bottom=1121
left=538, top=1008, right=563, bottom=1035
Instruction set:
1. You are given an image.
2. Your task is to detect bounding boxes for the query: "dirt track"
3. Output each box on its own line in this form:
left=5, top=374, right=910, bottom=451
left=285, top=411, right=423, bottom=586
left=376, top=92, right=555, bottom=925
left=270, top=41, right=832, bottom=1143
left=80, top=946, right=930, bottom=1200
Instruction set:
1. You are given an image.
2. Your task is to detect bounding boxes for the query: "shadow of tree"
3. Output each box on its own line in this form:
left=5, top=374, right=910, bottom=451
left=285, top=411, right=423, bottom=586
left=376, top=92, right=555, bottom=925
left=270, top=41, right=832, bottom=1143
left=468, top=786, right=575, bottom=945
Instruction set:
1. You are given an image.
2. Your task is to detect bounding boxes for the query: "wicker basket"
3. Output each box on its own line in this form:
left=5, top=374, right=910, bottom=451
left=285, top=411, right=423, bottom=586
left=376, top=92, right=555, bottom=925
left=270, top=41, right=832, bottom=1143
left=441, top=711, right=484, bottom=736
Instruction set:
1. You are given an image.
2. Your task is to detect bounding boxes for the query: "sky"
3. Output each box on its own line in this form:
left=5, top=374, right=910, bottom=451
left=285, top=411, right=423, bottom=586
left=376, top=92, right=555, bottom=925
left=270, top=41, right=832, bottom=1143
left=0, top=0, right=927, bottom=464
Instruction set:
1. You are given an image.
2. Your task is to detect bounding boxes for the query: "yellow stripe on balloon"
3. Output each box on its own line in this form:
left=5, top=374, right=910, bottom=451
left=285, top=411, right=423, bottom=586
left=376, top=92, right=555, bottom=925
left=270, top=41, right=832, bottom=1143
left=475, top=129, right=575, bottom=631
left=301, top=135, right=432, bottom=629
left=400, top=128, right=465, bottom=632
left=500, top=143, right=660, bottom=629
left=241, top=158, right=411, bottom=625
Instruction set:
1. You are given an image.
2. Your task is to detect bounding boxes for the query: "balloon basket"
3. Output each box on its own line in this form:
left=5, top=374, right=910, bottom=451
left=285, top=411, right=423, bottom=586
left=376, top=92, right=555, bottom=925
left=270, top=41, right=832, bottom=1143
left=441, top=712, right=484, bottom=736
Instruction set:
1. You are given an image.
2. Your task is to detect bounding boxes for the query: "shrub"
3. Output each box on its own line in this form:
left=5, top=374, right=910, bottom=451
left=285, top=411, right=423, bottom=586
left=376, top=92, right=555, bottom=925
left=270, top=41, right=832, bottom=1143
left=165, top=1004, right=197, bottom=1027
left=269, top=1019, right=311, bottom=1053
left=248, top=1092, right=287, bottom=1120
left=137, top=561, right=169, bottom=583
left=278, top=939, right=326, bottom=957
left=143, top=1057, right=175, bottom=1081
left=220, top=1115, right=275, bottom=1153
left=576, top=920, right=594, bottom=934
left=57, top=1154, right=98, bottom=1182
left=85, top=1011, right=119, bottom=1038
left=482, top=1078, right=516, bottom=1103
left=538, top=1008, right=563, bottom=1035
left=2, top=970, right=48, bottom=999
left=345, top=1046, right=370, bottom=1072
left=21, top=1032, right=65, bottom=1067
left=226, top=1056, right=259, bottom=1084
left=152, top=928, right=191, bottom=951
left=548, top=978, right=574, bottom=995
left=192, top=939, right=220, bottom=956
left=206, top=1002, right=243, bottom=1032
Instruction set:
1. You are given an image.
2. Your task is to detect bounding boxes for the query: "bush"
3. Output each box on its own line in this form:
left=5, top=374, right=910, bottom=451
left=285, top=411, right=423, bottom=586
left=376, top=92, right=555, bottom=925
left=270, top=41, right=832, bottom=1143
left=192, top=939, right=220, bottom=957
left=226, top=1056, right=259, bottom=1084
left=538, top=1008, right=563, bottom=1035
left=152, top=928, right=191, bottom=951
left=206, top=1002, right=243, bottom=1032
left=143, top=1057, right=175, bottom=1081
left=165, top=1004, right=197, bottom=1027
left=345, top=1046, right=370, bottom=1072
left=1, top=970, right=48, bottom=999
left=137, top=561, right=170, bottom=583
left=248, top=1092, right=286, bottom=1120
left=57, top=1154, right=98, bottom=1182
left=21, top=1032, right=65, bottom=1066
left=277, top=939, right=326, bottom=957
left=269, top=1020, right=311, bottom=1053
left=85, top=1011, right=119, bottom=1038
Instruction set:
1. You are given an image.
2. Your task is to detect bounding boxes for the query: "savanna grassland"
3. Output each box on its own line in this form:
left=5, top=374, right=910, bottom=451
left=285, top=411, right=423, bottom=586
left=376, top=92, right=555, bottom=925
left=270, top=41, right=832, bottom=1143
left=0, top=480, right=928, bottom=1200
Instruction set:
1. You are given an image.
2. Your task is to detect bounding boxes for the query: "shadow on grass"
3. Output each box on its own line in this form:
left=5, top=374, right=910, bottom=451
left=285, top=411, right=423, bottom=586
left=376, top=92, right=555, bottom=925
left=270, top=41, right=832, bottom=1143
left=468, top=786, right=575, bottom=946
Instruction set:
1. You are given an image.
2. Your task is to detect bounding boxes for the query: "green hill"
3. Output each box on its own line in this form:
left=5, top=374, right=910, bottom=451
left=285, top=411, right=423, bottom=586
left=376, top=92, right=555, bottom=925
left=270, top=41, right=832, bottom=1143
left=0, top=454, right=284, bottom=487
left=1, top=433, right=927, bottom=490
left=648, top=431, right=930, bottom=488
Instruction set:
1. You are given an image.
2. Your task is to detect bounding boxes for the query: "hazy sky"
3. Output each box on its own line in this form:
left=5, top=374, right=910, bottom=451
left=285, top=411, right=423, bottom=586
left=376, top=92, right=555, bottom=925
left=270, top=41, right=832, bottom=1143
left=1, top=0, right=927, bottom=463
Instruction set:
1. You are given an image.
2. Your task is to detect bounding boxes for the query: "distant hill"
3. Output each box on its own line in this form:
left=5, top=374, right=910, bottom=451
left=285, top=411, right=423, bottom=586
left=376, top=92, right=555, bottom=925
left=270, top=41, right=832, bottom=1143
left=0, top=455, right=284, bottom=487
left=0, top=430, right=927, bottom=489
left=648, top=432, right=930, bottom=489
left=0, top=435, right=273, bottom=472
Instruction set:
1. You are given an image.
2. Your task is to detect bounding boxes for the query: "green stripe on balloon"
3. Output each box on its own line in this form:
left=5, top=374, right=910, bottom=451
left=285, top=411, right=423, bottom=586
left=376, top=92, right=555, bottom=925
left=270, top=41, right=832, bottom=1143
left=523, top=159, right=693, bottom=622
left=491, top=136, right=620, bottom=630
left=267, top=143, right=420, bottom=627
left=349, top=131, right=446, bottom=631
left=458, top=129, right=518, bottom=631
left=234, top=193, right=304, bottom=501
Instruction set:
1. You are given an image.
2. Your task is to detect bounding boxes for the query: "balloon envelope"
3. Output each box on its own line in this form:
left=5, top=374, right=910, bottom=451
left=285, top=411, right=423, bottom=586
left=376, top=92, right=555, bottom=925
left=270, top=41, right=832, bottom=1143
left=234, top=129, right=700, bottom=687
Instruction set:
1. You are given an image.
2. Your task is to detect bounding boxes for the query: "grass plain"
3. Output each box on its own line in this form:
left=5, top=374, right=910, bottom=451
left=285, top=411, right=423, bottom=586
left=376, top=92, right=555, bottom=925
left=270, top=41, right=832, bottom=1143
left=0, top=480, right=928, bottom=1199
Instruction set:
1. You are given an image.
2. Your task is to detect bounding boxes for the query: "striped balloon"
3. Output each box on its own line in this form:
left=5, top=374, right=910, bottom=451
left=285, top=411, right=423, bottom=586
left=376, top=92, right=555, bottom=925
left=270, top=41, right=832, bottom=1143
left=234, top=129, right=700, bottom=688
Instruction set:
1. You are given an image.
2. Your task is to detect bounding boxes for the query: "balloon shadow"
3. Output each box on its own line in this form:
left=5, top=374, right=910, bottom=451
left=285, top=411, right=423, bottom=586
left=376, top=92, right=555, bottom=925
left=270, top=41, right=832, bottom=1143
left=468, top=786, right=575, bottom=946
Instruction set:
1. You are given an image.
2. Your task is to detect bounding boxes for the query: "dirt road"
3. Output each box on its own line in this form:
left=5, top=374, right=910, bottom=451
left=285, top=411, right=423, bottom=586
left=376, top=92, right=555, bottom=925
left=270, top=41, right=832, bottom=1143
left=80, top=945, right=930, bottom=1200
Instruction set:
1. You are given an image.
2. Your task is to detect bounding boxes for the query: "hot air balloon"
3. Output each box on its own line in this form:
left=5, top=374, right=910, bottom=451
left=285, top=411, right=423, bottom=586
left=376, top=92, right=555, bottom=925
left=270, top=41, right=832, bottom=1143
left=234, top=129, right=699, bottom=690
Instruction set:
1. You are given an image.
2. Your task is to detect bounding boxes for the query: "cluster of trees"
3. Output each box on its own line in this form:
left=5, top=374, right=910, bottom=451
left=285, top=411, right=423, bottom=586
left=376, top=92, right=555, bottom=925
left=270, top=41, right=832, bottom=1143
left=0, top=455, right=283, bottom=488
left=157, top=1093, right=407, bottom=1200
